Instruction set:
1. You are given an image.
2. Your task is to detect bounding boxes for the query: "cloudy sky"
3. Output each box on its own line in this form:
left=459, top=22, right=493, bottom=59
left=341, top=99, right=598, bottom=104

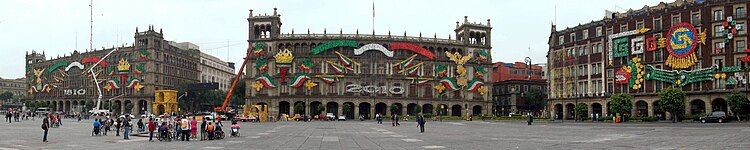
left=0, top=0, right=667, bottom=78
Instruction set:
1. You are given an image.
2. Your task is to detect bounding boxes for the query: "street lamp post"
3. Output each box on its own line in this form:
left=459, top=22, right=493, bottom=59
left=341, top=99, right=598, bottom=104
left=438, top=92, right=447, bottom=122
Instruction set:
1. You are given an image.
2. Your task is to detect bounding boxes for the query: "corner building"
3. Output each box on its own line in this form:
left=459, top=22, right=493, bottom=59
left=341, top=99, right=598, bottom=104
left=548, top=0, right=750, bottom=120
left=245, top=8, right=493, bottom=119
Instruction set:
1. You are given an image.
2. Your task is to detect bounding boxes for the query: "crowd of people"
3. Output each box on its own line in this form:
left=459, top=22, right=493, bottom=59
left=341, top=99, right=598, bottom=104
left=89, top=114, right=241, bottom=142
left=4, top=108, right=35, bottom=123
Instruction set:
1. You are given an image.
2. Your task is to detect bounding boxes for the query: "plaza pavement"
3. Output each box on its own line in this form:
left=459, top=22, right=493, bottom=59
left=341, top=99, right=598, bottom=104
left=0, top=118, right=749, bottom=150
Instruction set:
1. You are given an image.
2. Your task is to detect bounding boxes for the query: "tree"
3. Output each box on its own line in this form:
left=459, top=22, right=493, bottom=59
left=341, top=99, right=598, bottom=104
left=609, top=94, right=633, bottom=118
left=342, top=103, right=351, bottom=117
left=112, top=103, right=121, bottom=114
left=390, top=105, right=398, bottom=115
left=574, top=103, right=588, bottom=121
left=230, top=78, right=247, bottom=106
left=413, top=105, right=422, bottom=116
left=524, top=88, right=548, bottom=113
left=125, top=103, right=134, bottom=114
left=25, top=101, right=37, bottom=109
left=0, top=91, right=13, bottom=101
left=317, top=105, right=325, bottom=115
left=294, top=103, right=305, bottom=115
left=726, top=91, right=748, bottom=121
left=658, top=87, right=686, bottom=123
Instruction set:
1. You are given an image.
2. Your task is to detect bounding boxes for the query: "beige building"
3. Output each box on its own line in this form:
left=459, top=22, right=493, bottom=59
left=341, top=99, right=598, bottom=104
left=0, top=77, right=26, bottom=103
left=198, top=51, right=237, bottom=91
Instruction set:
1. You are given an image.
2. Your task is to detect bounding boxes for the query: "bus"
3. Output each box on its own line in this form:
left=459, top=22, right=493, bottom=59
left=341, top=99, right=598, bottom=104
left=36, top=107, right=50, bottom=115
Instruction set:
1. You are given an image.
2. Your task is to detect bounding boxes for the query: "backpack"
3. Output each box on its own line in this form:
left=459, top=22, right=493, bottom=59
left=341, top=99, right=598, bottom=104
left=181, top=121, right=188, bottom=129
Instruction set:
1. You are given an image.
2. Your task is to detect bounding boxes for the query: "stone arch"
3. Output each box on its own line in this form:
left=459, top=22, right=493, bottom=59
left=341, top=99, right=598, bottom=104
left=138, top=99, right=148, bottom=115
left=472, top=105, right=482, bottom=116
left=326, top=102, right=339, bottom=116
left=712, top=98, right=728, bottom=112
left=359, top=102, right=371, bottom=119
left=310, top=101, right=323, bottom=116
left=591, top=103, right=602, bottom=115
left=156, top=104, right=166, bottom=115
left=406, top=103, right=418, bottom=116
left=565, top=103, right=575, bottom=119
left=422, top=104, right=434, bottom=115
left=451, top=104, right=462, bottom=116
left=653, top=100, right=665, bottom=120
left=635, top=100, right=648, bottom=117
left=342, top=102, right=355, bottom=119
left=554, top=103, right=563, bottom=119
left=64, top=101, right=71, bottom=112
left=72, top=101, right=78, bottom=113
left=437, top=104, right=448, bottom=116
left=123, top=100, right=133, bottom=114
left=375, top=102, right=387, bottom=116
left=278, top=101, right=291, bottom=116
left=690, top=99, right=706, bottom=114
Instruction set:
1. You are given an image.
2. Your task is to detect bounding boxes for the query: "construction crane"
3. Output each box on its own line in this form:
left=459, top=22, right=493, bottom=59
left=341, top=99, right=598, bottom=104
left=213, top=43, right=253, bottom=120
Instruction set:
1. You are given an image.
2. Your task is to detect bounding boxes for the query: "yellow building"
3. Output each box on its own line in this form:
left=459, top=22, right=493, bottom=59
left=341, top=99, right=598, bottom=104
left=153, top=90, right=178, bottom=115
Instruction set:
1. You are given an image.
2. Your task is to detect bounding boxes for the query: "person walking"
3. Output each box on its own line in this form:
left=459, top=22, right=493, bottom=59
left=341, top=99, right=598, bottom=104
left=180, top=116, right=190, bottom=141
left=416, top=113, right=425, bottom=133
left=200, top=120, right=207, bottom=141
left=148, top=118, right=156, bottom=142
left=376, top=114, right=382, bottom=124
left=115, top=118, right=122, bottom=136
left=527, top=112, right=533, bottom=125
left=41, top=114, right=49, bottom=142
left=123, top=118, right=132, bottom=140
left=190, top=117, right=198, bottom=140
left=137, top=119, right=144, bottom=133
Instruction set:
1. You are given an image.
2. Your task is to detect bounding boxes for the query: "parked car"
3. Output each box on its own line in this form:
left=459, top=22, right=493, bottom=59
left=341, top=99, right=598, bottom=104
left=292, top=114, right=304, bottom=121
left=326, top=113, right=335, bottom=121
left=337, top=116, right=346, bottom=121
left=700, top=111, right=727, bottom=123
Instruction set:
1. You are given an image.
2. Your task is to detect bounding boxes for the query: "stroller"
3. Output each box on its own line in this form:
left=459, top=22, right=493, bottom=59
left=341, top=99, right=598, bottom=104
left=158, top=124, right=171, bottom=142
left=214, top=130, right=225, bottom=140
left=230, top=124, right=240, bottom=137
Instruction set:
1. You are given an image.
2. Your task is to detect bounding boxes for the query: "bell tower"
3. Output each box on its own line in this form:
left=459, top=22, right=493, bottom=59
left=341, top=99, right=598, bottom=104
left=454, top=16, right=492, bottom=47
left=248, top=8, right=282, bottom=41
left=134, top=25, right=165, bottom=51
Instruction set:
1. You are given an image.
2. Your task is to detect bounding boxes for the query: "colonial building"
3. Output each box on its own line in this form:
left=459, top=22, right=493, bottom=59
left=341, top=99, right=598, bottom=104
left=0, top=77, right=26, bottom=103
left=491, top=61, right=545, bottom=82
left=491, top=79, right=547, bottom=116
left=245, top=8, right=493, bottom=119
left=199, top=51, right=236, bottom=91
left=548, top=0, right=750, bottom=120
left=24, top=26, right=200, bottom=115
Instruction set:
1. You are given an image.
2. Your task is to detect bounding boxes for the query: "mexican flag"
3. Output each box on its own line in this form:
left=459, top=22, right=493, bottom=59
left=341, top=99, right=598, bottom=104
left=126, top=78, right=140, bottom=88
left=252, top=42, right=265, bottom=56
left=106, top=79, right=121, bottom=89
left=406, top=65, right=419, bottom=75
left=289, top=73, right=311, bottom=88
left=396, top=55, right=415, bottom=69
left=255, top=74, right=277, bottom=88
left=465, top=79, right=483, bottom=92
left=417, top=78, right=430, bottom=86
left=135, top=63, right=145, bottom=76
left=138, top=48, right=150, bottom=60
left=319, top=75, right=337, bottom=84
left=439, top=78, right=460, bottom=91
left=107, top=66, right=117, bottom=78
left=330, top=62, right=346, bottom=74
left=337, top=52, right=354, bottom=66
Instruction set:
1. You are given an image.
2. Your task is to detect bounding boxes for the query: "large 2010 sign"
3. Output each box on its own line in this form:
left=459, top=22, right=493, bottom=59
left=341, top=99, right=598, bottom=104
left=346, top=84, right=404, bottom=94
left=64, top=89, right=86, bottom=96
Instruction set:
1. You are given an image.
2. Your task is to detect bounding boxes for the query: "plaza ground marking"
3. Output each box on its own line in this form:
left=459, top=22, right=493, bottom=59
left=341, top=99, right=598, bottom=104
left=390, top=135, right=407, bottom=138
left=382, top=131, right=395, bottom=134
left=322, top=136, right=339, bottom=142
left=246, top=136, right=260, bottom=139
left=202, top=146, right=223, bottom=149
left=116, top=138, right=149, bottom=143
left=0, top=147, right=19, bottom=150
left=257, top=133, right=270, bottom=135
left=402, top=138, right=423, bottom=142
left=423, top=146, right=446, bottom=149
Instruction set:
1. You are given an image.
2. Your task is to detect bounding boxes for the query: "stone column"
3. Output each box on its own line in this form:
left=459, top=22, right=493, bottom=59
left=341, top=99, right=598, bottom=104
left=685, top=100, right=691, bottom=115
left=647, top=101, right=654, bottom=117
left=338, top=104, right=343, bottom=117
left=562, top=105, right=569, bottom=119
left=587, top=103, right=594, bottom=118
left=705, top=100, right=712, bottom=114
left=353, top=105, right=359, bottom=119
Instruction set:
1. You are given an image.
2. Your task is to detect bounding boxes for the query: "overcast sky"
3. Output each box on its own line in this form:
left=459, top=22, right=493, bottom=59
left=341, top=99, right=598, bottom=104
left=0, top=0, right=668, bottom=79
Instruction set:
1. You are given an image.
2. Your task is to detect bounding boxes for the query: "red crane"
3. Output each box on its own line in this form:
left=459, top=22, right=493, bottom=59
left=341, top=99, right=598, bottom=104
left=215, top=43, right=253, bottom=115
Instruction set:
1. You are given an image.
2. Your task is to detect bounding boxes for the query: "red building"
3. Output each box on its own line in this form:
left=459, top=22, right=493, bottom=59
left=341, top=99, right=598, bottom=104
left=492, top=61, right=544, bottom=82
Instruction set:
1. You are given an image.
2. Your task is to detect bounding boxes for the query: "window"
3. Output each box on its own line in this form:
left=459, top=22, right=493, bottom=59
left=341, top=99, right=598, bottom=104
left=714, top=10, right=723, bottom=21
left=598, top=43, right=603, bottom=53
left=571, top=33, right=576, bottom=41
left=620, top=24, right=627, bottom=32
left=739, top=22, right=746, bottom=35
left=636, top=21, right=644, bottom=29
left=738, top=7, right=747, bottom=18
left=692, top=13, right=701, bottom=25
left=737, top=40, right=746, bottom=52
left=653, top=18, right=662, bottom=30
left=714, top=25, right=724, bottom=37
left=715, top=42, right=724, bottom=53
left=671, top=15, right=680, bottom=26
left=596, top=26, right=602, bottom=37
left=655, top=49, right=663, bottom=61
left=559, top=36, right=564, bottom=45
left=606, top=28, right=613, bottom=36
left=582, top=29, right=588, bottom=39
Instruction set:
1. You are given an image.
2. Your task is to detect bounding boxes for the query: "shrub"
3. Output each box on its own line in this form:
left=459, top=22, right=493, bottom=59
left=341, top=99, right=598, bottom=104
left=682, top=114, right=704, bottom=121
left=597, top=116, right=614, bottom=122
left=629, top=116, right=657, bottom=122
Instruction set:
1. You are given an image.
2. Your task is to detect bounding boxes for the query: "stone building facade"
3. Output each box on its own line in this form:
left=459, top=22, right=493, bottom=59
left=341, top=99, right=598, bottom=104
left=245, top=8, right=493, bottom=119
left=548, top=0, right=750, bottom=120
left=0, top=77, right=26, bottom=103
left=24, top=26, right=200, bottom=115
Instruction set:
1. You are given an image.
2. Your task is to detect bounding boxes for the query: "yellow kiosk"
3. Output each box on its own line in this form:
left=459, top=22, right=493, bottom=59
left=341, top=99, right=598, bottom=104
left=153, top=90, right=178, bottom=115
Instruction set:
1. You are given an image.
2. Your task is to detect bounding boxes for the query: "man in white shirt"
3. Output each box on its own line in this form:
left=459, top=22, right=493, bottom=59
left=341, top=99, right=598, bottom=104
left=181, top=116, right=190, bottom=141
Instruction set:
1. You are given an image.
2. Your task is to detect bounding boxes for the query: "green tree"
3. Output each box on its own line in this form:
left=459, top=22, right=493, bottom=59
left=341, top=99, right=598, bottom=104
left=413, top=105, right=422, bottom=116
left=390, top=105, right=398, bottom=115
left=294, top=103, right=305, bottom=115
left=25, top=101, right=37, bottom=109
left=574, top=103, right=588, bottom=121
left=524, top=88, right=548, bottom=113
left=230, top=78, right=247, bottom=106
left=343, top=103, right=351, bottom=117
left=111, top=103, right=121, bottom=114
left=0, top=91, right=13, bottom=101
left=726, top=91, right=748, bottom=121
left=658, top=87, right=686, bottom=123
left=609, top=94, right=633, bottom=118
left=125, top=103, right=134, bottom=114
left=317, top=105, right=325, bottom=115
